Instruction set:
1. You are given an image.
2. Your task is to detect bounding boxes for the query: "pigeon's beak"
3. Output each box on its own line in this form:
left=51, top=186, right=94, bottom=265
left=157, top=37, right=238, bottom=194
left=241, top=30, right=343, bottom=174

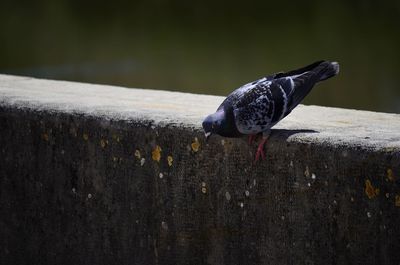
left=204, top=132, right=212, bottom=141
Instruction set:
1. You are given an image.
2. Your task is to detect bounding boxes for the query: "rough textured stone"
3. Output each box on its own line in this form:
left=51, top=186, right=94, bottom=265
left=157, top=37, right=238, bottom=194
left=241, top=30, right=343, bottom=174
left=1, top=74, right=400, bottom=265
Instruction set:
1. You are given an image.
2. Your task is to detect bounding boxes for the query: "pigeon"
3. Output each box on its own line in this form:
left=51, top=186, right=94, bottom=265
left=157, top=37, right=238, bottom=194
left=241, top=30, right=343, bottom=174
left=202, top=60, right=339, bottom=161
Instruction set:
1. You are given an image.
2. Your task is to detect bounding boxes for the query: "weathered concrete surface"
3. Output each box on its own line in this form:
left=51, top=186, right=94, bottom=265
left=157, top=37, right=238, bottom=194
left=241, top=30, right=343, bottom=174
left=0, top=74, right=400, bottom=265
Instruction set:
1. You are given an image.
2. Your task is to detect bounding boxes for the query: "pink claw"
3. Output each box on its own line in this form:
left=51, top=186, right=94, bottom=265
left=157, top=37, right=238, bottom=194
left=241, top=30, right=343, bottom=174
left=254, top=137, right=268, bottom=163
left=248, top=134, right=257, bottom=145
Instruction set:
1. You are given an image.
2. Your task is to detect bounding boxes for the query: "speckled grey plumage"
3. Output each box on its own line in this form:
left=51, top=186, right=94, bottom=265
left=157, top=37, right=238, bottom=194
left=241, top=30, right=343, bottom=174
left=204, top=61, right=340, bottom=138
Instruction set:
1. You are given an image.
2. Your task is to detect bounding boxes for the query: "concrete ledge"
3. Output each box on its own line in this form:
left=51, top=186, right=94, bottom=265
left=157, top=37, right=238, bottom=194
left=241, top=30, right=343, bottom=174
left=1, top=74, right=400, bottom=265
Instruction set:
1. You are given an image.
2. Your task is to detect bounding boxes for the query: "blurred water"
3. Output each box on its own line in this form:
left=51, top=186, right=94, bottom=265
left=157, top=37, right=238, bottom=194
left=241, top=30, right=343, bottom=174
left=1, top=0, right=399, bottom=113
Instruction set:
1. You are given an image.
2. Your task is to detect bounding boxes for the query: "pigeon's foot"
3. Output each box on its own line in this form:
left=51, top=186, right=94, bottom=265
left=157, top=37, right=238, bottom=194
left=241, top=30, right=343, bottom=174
left=248, top=134, right=258, bottom=145
left=255, top=137, right=268, bottom=162
left=254, top=131, right=271, bottom=163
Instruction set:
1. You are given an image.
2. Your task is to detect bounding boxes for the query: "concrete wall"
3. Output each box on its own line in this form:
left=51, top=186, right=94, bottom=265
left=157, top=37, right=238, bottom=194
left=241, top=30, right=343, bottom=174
left=1, top=74, right=400, bottom=265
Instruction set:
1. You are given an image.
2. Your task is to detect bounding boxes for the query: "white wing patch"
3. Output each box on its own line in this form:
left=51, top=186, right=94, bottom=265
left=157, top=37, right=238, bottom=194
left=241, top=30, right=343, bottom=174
left=278, top=85, right=288, bottom=121
left=288, top=77, right=295, bottom=91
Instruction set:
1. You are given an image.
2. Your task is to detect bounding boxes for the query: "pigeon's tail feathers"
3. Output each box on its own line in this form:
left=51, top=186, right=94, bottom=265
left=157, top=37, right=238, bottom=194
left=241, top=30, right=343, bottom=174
left=287, top=61, right=339, bottom=113
left=273, top=60, right=324, bottom=79
left=318, top=61, right=340, bottom=82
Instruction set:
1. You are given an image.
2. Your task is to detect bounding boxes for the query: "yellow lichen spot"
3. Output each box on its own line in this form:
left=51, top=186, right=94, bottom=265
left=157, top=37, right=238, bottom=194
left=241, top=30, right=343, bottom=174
left=112, top=134, right=121, bottom=143
left=365, top=179, right=380, bottom=199
left=42, top=133, right=49, bottom=141
left=100, top=139, right=107, bottom=148
left=134, top=150, right=141, bottom=159
left=83, top=133, right=89, bottom=141
left=167, top=155, right=173, bottom=167
left=387, top=169, right=395, bottom=182
left=152, top=145, right=162, bottom=162
left=221, top=139, right=233, bottom=153
left=191, top=137, right=200, bottom=152
left=304, top=166, right=310, bottom=178
left=395, top=195, right=400, bottom=207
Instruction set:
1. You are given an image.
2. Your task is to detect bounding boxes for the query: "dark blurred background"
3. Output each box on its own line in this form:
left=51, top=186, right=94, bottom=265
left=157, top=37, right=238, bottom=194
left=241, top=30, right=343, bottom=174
left=1, top=0, right=400, bottom=113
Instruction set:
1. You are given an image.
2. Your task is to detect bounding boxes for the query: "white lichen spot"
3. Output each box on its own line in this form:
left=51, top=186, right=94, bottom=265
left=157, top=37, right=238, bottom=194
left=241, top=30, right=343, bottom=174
left=221, top=139, right=225, bottom=146
left=135, top=219, right=139, bottom=224
left=350, top=197, right=354, bottom=202
left=140, top=158, right=145, bottom=166
left=307, top=183, right=311, bottom=187
left=225, top=191, right=231, bottom=201
left=311, top=173, right=316, bottom=180
left=61, top=149, right=65, bottom=155
left=367, top=212, right=372, bottom=218
left=333, top=200, right=337, bottom=205
left=385, top=193, right=390, bottom=198
left=72, top=188, right=76, bottom=193
left=161, top=221, right=168, bottom=230
left=201, top=182, right=207, bottom=193
left=151, top=125, right=156, bottom=130
left=239, top=202, right=244, bottom=208
left=245, top=190, right=250, bottom=197
left=253, top=179, right=257, bottom=186
left=88, top=193, right=92, bottom=199
left=289, top=160, right=294, bottom=167
left=159, top=173, right=164, bottom=179
left=281, top=215, right=285, bottom=220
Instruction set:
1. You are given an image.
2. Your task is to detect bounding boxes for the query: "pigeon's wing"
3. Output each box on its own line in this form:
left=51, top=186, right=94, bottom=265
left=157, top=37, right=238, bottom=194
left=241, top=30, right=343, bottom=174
left=216, top=71, right=290, bottom=111
left=232, top=79, right=294, bottom=134
left=217, top=76, right=269, bottom=111
left=222, top=61, right=339, bottom=134
left=275, top=61, right=338, bottom=113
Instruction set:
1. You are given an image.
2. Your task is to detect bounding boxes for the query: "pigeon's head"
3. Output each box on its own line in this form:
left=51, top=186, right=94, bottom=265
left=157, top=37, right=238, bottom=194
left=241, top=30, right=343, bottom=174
left=202, top=109, right=227, bottom=140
